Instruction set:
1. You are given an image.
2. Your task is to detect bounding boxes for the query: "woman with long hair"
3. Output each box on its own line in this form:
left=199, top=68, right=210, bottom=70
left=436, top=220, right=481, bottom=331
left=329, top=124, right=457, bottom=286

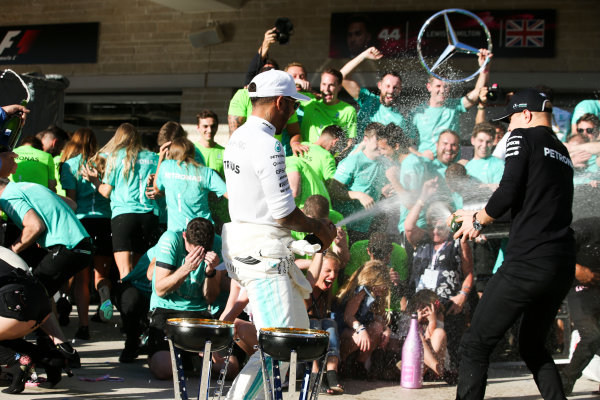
left=152, top=136, right=227, bottom=232
left=60, top=128, right=114, bottom=339
left=335, top=259, right=392, bottom=377
left=85, top=123, right=159, bottom=280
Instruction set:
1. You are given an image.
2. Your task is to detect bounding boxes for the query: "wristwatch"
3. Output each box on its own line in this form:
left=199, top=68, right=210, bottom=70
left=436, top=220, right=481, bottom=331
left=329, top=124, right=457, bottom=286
left=473, top=213, right=484, bottom=232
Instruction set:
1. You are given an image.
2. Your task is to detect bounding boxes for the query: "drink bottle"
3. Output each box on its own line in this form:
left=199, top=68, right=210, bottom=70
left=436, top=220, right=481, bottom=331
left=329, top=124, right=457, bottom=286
left=0, top=100, right=27, bottom=152
left=400, top=313, right=424, bottom=389
left=450, top=214, right=462, bottom=233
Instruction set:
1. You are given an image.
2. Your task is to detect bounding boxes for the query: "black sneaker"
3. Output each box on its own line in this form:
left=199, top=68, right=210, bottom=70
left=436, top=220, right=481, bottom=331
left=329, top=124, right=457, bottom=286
left=57, top=342, right=81, bottom=369
left=56, top=296, right=72, bottom=327
left=74, top=326, right=90, bottom=340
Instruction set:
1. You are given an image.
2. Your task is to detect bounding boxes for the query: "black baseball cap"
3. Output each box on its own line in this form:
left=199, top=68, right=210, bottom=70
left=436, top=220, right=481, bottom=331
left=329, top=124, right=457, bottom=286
left=492, top=88, right=553, bottom=122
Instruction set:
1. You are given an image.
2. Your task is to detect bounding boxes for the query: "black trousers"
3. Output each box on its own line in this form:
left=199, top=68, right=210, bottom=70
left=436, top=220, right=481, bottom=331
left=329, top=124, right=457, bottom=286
left=114, top=281, right=150, bottom=346
left=456, top=256, right=574, bottom=400
left=561, top=286, right=600, bottom=383
left=33, top=239, right=94, bottom=296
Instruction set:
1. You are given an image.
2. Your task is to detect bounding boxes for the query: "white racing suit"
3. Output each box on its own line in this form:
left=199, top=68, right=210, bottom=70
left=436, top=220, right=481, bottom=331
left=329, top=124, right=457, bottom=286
left=223, top=222, right=312, bottom=400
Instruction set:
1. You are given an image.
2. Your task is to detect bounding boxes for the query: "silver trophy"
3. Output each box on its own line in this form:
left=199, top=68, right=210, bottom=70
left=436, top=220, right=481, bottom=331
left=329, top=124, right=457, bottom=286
left=417, top=9, right=492, bottom=83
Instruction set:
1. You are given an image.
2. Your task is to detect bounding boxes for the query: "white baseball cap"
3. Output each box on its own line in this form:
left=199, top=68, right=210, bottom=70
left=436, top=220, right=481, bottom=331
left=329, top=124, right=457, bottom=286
left=248, top=69, right=310, bottom=101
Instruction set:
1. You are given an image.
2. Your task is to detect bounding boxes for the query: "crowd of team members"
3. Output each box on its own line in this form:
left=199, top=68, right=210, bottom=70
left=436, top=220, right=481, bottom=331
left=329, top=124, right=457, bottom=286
left=0, top=39, right=600, bottom=396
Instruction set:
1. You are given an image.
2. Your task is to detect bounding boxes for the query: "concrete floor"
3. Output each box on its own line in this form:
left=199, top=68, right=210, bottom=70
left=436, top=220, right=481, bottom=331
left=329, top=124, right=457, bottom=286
left=8, top=307, right=599, bottom=399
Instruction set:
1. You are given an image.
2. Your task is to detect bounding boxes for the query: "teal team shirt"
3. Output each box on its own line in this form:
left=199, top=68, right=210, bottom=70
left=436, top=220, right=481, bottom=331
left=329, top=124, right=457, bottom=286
left=333, top=151, right=386, bottom=233
left=60, top=154, right=111, bottom=219
left=122, top=245, right=155, bottom=297
left=356, top=88, right=410, bottom=143
left=410, top=98, right=466, bottom=154
left=396, top=155, right=454, bottom=233
left=0, top=181, right=89, bottom=249
left=465, top=156, right=505, bottom=184
left=103, top=149, right=158, bottom=217
left=397, top=154, right=431, bottom=233
left=150, top=231, right=222, bottom=312
left=155, top=160, right=227, bottom=232
left=571, top=100, right=600, bottom=128
left=573, top=155, right=599, bottom=186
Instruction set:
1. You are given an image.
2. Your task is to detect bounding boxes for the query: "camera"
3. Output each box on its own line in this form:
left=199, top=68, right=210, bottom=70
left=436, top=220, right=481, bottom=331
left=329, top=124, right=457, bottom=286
left=274, top=18, right=293, bottom=45
left=486, top=83, right=507, bottom=105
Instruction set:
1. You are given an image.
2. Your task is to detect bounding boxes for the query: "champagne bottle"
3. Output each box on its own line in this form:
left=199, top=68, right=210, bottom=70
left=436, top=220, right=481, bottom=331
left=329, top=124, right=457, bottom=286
left=400, top=313, right=424, bottom=389
left=450, top=214, right=462, bottom=233
left=0, top=100, right=27, bottom=152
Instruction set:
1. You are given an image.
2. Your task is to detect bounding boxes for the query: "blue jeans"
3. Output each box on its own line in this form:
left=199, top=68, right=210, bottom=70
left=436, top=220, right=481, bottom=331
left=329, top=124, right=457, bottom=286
left=310, top=318, right=340, bottom=359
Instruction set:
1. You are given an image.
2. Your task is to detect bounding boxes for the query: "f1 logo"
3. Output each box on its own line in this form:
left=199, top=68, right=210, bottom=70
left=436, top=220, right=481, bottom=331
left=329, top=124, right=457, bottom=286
left=0, top=31, right=21, bottom=55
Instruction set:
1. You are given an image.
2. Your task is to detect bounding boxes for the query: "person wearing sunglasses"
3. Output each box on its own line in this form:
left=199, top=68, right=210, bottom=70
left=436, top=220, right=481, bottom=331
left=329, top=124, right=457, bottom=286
left=575, top=113, right=600, bottom=142
left=571, top=98, right=600, bottom=136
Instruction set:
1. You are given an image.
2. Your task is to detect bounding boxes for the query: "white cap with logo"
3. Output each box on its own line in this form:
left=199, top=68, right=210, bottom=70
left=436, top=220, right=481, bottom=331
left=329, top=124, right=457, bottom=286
left=247, top=70, right=310, bottom=101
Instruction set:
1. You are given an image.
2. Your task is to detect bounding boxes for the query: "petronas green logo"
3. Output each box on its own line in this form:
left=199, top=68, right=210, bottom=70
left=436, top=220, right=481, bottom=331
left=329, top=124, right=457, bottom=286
left=275, top=142, right=281, bottom=153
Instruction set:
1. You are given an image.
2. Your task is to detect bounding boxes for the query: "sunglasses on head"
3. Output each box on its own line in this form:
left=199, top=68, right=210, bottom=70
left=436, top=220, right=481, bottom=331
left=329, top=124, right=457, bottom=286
left=577, top=127, right=597, bottom=134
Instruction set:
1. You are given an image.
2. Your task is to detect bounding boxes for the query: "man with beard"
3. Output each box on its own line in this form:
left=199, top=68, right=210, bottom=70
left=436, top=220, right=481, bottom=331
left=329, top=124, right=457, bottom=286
left=341, top=47, right=408, bottom=144
left=397, top=130, right=461, bottom=238
left=299, top=68, right=357, bottom=152
left=409, top=50, right=492, bottom=160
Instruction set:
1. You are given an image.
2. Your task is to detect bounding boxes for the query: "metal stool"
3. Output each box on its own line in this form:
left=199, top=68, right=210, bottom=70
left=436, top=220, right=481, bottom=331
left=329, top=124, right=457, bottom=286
left=166, top=318, right=235, bottom=400
left=258, top=327, right=330, bottom=400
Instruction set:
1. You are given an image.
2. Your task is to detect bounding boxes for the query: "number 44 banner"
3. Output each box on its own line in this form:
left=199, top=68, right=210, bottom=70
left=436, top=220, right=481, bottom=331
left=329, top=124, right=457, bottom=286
left=329, top=9, right=555, bottom=59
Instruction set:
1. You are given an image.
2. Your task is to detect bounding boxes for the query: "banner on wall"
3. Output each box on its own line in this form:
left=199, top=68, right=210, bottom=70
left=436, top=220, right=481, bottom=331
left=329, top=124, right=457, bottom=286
left=0, top=22, right=99, bottom=64
left=329, top=10, right=555, bottom=59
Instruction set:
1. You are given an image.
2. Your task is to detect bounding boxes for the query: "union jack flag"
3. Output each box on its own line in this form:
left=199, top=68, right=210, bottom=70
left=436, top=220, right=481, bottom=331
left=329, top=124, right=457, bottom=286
left=505, top=19, right=545, bottom=48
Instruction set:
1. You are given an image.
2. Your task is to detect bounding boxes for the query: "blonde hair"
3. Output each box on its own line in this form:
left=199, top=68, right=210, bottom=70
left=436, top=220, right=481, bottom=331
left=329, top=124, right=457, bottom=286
left=168, top=137, right=200, bottom=169
left=336, top=260, right=391, bottom=317
left=100, top=123, right=142, bottom=179
left=60, top=128, right=98, bottom=177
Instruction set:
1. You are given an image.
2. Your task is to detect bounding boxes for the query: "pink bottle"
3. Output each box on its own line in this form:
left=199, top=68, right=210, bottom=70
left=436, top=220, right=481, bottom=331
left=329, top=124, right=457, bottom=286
left=401, top=313, right=424, bottom=389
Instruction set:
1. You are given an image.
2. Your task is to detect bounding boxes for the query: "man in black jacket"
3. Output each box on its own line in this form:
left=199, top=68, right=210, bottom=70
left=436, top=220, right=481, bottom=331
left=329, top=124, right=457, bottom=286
left=451, top=89, right=575, bottom=400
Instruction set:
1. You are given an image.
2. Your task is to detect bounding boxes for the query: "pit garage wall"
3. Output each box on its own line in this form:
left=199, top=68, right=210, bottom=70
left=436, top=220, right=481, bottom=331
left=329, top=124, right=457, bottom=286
left=1, top=0, right=598, bottom=124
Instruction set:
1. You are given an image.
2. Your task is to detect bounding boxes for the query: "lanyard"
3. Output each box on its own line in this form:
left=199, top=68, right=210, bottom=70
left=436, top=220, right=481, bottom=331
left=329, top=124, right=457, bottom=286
left=428, top=242, right=448, bottom=270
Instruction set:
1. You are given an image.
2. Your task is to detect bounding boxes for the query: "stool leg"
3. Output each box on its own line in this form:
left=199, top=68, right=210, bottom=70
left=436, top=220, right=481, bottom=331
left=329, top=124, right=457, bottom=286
left=259, top=349, right=274, bottom=400
left=272, top=360, right=284, bottom=400
left=298, top=363, right=312, bottom=400
left=168, top=339, right=189, bottom=400
left=309, top=355, right=328, bottom=400
left=198, top=341, right=212, bottom=400
left=288, top=350, right=297, bottom=400
left=214, top=343, right=234, bottom=400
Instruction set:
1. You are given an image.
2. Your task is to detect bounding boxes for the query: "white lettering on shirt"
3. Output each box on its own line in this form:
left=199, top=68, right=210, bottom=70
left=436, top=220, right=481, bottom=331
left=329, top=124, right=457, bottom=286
left=543, top=147, right=574, bottom=169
